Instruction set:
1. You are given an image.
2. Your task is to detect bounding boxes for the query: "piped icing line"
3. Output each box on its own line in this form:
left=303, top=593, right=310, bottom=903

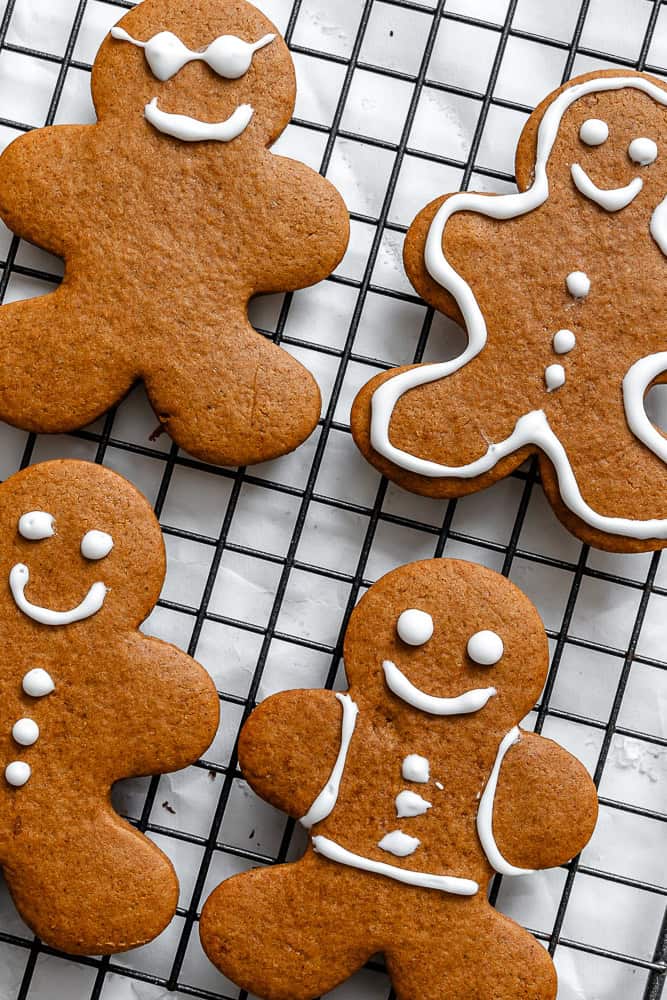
left=300, top=694, right=359, bottom=829
left=111, top=26, right=275, bottom=82
left=570, top=163, right=643, bottom=212
left=370, top=75, right=667, bottom=539
left=623, top=352, right=667, bottom=463
left=312, top=835, right=479, bottom=895
left=383, top=659, right=496, bottom=715
left=476, top=726, right=534, bottom=876
left=10, top=563, right=107, bottom=626
left=144, top=98, right=254, bottom=143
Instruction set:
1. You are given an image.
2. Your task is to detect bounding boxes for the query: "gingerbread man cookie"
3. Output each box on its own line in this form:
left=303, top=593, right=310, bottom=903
left=352, top=70, right=667, bottom=552
left=0, top=0, right=349, bottom=467
left=200, top=559, right=597, bottom=1000
left=0, top=460, right=219, bottom=954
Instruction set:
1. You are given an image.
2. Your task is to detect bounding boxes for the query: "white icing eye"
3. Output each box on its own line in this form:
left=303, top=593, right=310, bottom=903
left=396, top=608, right=434, bottom=646
left=629, top=137, right=658, bottom=166
left=144, top=31, right=191, bottom=81
left=81, top=530, right=114, bottom=561
left=467, top=630, right=504, bottom=666
left=579, top=118, right=608, bottom=146
left=18, top=511, right=55, bottom=541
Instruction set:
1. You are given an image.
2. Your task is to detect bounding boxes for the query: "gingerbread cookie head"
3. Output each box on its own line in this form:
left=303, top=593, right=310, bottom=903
left=351, top=70, right=667, bottom=553
left=0, top=460, right=219, bottom=955
left=1, top=460, right=164, bottom=632
left=94, top=0, right=293, bottom=147
left=200, top=559, right=597, bottom=1000
left=343, top=558, right=547, bottom=734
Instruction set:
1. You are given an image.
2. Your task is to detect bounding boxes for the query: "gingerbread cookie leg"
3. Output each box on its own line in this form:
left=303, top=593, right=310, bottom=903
left=386, top=899, right=557, bottom=1000
left=200, top=856, right=378, bottom=1000
left=143, top=314, right=321, bottom=465
left=5, top=807, right=177, bottom=954
left=0, top=287, right=135, bottom=433
left=351, top=357, right=533, bottom=499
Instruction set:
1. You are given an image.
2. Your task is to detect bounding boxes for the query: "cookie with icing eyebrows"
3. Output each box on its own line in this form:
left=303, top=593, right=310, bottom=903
left=0, top=460, right=219, bottom=955
left=200, top=559, right=597, bottom=1000
left=352, top=69, right=667, bottom=552
left=0, top=0, right=349, bottom=467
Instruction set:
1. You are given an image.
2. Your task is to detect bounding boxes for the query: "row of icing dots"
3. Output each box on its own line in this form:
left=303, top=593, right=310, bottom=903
left=5, top=668, right=55, bottom=787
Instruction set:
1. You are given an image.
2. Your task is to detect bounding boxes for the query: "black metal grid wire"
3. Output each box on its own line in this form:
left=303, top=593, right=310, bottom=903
left=0, top=0, right=664, bottom=997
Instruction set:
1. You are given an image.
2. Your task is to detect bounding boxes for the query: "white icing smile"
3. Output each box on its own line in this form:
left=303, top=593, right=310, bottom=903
left=144, top=97, right=253, bottom=142
left=571, top=162, right=643, bottom=212
left=9, top=563, right=107, bottom=626
left=383, top=660, right=496, bottom=716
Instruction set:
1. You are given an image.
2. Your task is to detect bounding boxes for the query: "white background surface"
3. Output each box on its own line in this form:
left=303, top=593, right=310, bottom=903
left=0, top=0, right=664, bottom=998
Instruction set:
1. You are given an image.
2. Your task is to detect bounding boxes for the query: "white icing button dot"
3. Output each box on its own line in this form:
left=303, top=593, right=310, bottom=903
left=378, top=830, right=421, bottom=858
left=566, top=271, right=590, bottom=298
left=579, top=118, right=608, bottom=146
left=402, top=754, right=430, bottom=783
left=467, top=630, right=504, bottom=666
left=545, top=363, right=566, bottom=392
left=553, top=329, right=576, bottom=354
left=12, top=718, right=39, bottom=747
left=18, top=511, right=55, bottom=541
left=81, top=529, right=114, bottom=561
left=396, top=608, right=434, bottom=646
left=5, top=761, right=31, bottom=787
left=396, top=790, right=432, bottom=818
left=629, top=137, right=657, bottom=166
left=22, top=668, right=55, bottom=698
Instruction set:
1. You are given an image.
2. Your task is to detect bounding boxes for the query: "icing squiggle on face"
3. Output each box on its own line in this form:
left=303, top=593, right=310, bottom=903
left=383, top=660, right=496, bottom=716
left=312, top=835, right=479, bottom=895
left=18, top=511, right=55, bottom=541
left=378, top=830, right=420, bottom=857
left=144, top=98, right=253, bottom=143
left=476, top=727, right=534, bottom=876
left=570, top=163, right=643, bottom=212
left=370, top=76, right=667, bottom=540
left=9, top=564, right=107, bottom=626
left=111, top=26, right=275, bottom=81
left=300, top=694, right=359, bottom=829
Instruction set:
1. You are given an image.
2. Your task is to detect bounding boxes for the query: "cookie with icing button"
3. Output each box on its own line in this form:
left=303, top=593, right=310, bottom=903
left=199, top=558, right=597, bottom=1000
left=0, top=0, right=349, bottom=467
left=0, top=460, right=219, bottom=954
left=351, top=69, right=667, bottom=552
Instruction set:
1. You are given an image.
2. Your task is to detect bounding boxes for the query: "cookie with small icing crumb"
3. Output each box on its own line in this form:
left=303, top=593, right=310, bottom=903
left=0, top=0, right=349, bottom=467
left=0, top=460, right=219, bottom=954
left=199, top=558, right=597, bottom=1000
left=351, top=69, right=667, bottom=552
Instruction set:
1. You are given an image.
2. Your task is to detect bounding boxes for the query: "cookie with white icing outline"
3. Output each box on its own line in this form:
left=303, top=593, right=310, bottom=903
left=352, top=70, right=667, bottom=552
left=0, top=0, right=349, bottom=467
left=0, top=460, right=219, bottom=954
left=199, top=558, right=597, bottom=1000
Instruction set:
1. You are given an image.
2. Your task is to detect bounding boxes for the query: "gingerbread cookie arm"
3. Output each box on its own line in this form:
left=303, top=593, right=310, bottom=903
left=0, top=126, right=89, bottom=255
left=5, top=807, right=178, bottom=954
left=239, top=689, right=347, bottom=820
left=251, top=154, right=350, bottom=293
left=99, top=634, right=219, bottom=779
left=403, top=194, right=466, bottom=324
left=490, top=731, right=598, bottom=871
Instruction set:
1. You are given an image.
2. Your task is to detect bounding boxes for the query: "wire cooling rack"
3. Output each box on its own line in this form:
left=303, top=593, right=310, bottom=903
left=0, top=0, right=665, bottom=997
